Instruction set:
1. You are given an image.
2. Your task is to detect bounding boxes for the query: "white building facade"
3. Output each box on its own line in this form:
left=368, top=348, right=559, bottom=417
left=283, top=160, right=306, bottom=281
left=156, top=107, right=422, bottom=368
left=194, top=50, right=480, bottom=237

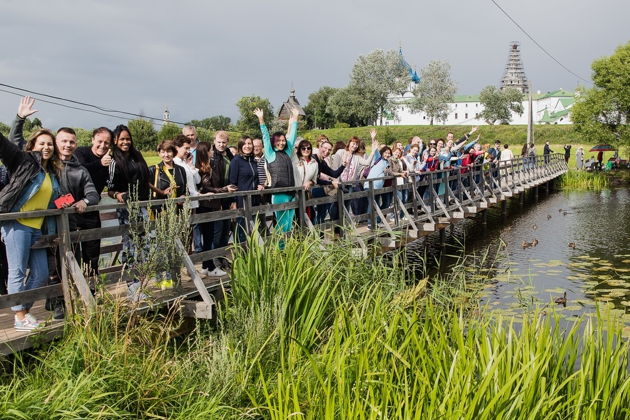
left=383, top=89, right=575, bottom=126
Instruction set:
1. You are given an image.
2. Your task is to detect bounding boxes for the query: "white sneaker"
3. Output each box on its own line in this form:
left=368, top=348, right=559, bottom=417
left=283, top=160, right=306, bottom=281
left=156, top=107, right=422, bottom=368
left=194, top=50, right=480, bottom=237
left=198, top=268, right=209, bottom=278
left=127, top=282, right=147, bottom=302
left=208, top=268, right=227, bottom=277
left=15, top=314, right=40, bottom=331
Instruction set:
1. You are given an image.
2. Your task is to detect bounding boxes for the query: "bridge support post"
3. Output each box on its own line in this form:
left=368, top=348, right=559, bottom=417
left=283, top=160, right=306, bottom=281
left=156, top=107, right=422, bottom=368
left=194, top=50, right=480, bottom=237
left=482, top=210, right=487, bottom=225
left=534, top=185, right=539, bottom=201
left=439, top=227, right=446, bottom=247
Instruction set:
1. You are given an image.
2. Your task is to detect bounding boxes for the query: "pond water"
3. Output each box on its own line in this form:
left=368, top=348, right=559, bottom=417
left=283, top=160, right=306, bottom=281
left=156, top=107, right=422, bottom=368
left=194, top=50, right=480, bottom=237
left=404, top=187, right=630, bottom=333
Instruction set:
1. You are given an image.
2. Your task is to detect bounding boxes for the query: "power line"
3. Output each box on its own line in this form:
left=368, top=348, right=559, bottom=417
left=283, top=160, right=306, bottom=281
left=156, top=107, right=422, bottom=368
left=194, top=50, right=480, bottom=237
left=489, top=0, right=590, bottom=83
left=0, top=88, right=136, bottom=122
left=0, top=82, right=190, bottom=126
left=0, top=88, right=183, bottom=130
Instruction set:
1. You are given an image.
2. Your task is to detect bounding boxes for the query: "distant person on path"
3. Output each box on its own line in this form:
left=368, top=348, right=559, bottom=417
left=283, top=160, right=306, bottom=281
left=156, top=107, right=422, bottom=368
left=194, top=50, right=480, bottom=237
left=563, top=144, right=571, bottom=163
left=543, top=142, right=553, bottom=164
left=499, top=144, right=514, bottom=164
left=575, top=147, right=584, bottom=170
left=528, top=144, right=537, bottom=168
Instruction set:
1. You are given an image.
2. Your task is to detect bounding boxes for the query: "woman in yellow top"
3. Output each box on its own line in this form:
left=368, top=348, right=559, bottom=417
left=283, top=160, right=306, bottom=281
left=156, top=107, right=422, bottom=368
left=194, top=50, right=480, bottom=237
left=0, top=129, right=61, bottom=331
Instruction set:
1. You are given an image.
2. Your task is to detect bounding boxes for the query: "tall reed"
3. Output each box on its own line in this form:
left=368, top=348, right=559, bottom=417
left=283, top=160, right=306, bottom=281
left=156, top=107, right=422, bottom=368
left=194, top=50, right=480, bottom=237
left=561, top=170, right=610, bottom=190
left=0, top=230, right=628, bottom=419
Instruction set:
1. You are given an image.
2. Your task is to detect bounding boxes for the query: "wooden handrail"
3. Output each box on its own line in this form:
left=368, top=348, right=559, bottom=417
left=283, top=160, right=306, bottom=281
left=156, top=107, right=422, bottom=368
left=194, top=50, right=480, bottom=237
left=0, top=153, right=568, bottom=310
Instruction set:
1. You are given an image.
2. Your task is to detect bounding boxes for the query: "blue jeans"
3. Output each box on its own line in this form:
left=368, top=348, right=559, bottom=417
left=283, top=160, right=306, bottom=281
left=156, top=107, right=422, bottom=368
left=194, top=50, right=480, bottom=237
left=397, top=188, right=408, bottom=217
left=192, top=223, right=203, bottom=253
left=1, top=221, right=49, bottom=312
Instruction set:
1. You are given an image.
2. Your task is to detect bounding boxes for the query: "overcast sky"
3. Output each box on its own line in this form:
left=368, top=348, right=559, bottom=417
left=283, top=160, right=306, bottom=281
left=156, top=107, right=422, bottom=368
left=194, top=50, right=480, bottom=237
left=0, top=0, right=628, bottom=130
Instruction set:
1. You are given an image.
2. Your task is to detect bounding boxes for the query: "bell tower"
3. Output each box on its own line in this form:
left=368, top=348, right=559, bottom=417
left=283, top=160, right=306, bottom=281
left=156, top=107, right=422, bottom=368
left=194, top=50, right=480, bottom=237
left=500, top=41, right=529, bottom=93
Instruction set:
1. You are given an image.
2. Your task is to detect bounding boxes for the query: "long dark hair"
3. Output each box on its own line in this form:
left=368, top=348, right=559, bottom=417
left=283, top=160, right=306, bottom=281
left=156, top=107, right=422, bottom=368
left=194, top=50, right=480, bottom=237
left=111, top=124, right=150, bottom=197
left=195, top=142, right=212, bottom=175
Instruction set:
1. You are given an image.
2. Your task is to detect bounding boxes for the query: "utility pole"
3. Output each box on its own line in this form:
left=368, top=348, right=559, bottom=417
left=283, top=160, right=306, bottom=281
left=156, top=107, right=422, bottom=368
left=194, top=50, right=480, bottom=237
left=527, top=82, right=534, bottom=145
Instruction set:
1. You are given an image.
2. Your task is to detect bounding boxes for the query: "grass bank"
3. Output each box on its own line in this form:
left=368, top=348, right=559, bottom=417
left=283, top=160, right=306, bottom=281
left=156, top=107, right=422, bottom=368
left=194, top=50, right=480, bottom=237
left=2, top=233, right=628, bottom=418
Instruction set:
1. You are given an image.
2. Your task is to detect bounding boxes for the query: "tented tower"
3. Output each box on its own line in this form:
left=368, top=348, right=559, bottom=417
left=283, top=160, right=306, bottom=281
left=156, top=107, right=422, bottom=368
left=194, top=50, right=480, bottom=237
left=500, top=41, right=529, bottom=93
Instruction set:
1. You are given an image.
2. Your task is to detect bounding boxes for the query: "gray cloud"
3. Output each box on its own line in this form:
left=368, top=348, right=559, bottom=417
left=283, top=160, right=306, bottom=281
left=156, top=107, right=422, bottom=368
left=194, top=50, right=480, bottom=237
left=0, top=0, right=628, bottom=130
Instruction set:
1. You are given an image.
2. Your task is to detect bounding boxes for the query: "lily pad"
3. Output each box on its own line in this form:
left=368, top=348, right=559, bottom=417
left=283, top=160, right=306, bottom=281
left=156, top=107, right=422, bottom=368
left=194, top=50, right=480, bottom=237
left=605, top=280, right=628, bottom=287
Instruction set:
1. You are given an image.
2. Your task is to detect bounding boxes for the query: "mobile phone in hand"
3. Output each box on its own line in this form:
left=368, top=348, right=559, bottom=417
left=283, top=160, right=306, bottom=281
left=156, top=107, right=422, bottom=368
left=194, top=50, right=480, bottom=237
left=54, top=193, right=75, bottom=209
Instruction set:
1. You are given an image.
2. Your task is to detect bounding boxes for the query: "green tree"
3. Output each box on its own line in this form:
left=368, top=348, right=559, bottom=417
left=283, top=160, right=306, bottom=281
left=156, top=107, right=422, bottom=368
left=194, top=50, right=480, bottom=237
left=196, top=127, right=215, bottom=142
left=236, top=96, right=273, bottom=137
left=348, top=49, right=409, bottom=125
left=188, top=115, right=232, bottom=131
left=327, top=85, right=379, bottom=127
left=572, top=42, right=630, bottom=146
left=75, top=128, right=92, bottom=147
left=127, top=119, right=158, bottom=151
left=410, top=61, right=456, bottom=125
left=157, top=122, right=182, bottom=141
left=0, top=122, right=9, bottom=136
left=303, top=86, right=339, bottom=129
left=479, top=86, right=524, bottom=125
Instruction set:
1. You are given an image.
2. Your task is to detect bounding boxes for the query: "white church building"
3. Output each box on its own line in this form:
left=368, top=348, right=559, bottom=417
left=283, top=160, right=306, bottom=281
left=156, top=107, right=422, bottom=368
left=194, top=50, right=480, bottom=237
left=385, top=43, right=576, bottom=126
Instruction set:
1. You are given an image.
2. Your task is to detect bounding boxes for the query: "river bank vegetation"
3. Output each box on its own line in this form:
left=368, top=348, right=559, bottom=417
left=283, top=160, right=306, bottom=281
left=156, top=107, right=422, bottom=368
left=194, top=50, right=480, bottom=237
left=1, top=232, right=629, bottom=418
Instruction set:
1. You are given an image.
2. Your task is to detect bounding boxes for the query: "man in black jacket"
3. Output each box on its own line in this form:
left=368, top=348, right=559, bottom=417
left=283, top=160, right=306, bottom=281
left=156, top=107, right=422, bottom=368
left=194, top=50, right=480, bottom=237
left=74, top=127, right=112, bottom=276
left=55, top=128, right=101, bottom=274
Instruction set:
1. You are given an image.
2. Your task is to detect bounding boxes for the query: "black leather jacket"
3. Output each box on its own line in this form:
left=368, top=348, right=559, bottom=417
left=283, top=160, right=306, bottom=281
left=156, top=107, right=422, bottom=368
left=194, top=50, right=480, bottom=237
left=0, top=131, right=59, bottom=213
left=10, top=116, right=99, bottom=206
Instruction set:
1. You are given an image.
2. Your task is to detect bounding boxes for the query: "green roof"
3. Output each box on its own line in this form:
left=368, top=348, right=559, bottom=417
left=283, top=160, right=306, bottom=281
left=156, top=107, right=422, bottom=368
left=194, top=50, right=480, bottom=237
left=559, top=97, right=574, bottom=108
left=539, top=108, right=571, bottom=123
left=453, top=95, right=480, bottom=103
left=533, top=89, right=574, bottom=100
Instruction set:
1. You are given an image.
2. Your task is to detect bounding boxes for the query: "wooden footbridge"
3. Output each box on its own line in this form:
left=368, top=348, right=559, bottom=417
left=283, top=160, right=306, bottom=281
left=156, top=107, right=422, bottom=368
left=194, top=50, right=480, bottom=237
left=0, top=154, right=567, bottom=355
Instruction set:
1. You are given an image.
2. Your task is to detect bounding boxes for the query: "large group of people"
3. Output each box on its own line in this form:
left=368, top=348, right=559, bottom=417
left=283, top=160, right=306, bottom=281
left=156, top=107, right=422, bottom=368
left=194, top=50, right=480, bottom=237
left=0, top=96, right=554, bottom=331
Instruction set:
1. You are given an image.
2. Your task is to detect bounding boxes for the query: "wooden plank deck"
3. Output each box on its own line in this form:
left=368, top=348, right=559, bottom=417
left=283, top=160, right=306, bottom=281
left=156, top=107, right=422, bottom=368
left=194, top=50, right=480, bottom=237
left=0, top=264, right=228, bottom=356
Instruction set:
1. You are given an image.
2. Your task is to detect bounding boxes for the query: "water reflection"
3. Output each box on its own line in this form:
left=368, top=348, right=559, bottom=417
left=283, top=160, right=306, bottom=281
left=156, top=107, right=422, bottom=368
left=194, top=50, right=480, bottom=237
left=403, top=188, right=630, bottom=333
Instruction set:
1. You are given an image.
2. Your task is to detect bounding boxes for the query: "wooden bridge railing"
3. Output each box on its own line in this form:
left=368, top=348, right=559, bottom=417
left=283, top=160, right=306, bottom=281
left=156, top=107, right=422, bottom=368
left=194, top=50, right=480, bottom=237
left=0, top=153, right=567, bottom=314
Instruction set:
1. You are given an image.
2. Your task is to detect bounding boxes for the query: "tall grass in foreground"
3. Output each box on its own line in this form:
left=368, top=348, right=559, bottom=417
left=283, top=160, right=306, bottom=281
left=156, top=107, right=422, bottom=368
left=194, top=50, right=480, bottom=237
left=0, top=232, right=628, bottom=418
left=561, top=169, right=611, bottom=190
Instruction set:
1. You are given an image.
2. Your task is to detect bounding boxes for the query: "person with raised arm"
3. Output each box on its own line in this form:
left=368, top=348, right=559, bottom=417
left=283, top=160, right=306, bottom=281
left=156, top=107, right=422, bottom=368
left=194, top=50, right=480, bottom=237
left=0, top=121, right=62, bottom=330
left=253, top=107, right=299, bottom=233
left=333, top=130, right=379, bottom=216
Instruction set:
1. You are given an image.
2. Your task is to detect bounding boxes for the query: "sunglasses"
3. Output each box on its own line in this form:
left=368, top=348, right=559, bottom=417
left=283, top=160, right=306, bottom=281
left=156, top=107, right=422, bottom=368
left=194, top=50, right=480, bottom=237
left=300, top=146, right=312, bottom=150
